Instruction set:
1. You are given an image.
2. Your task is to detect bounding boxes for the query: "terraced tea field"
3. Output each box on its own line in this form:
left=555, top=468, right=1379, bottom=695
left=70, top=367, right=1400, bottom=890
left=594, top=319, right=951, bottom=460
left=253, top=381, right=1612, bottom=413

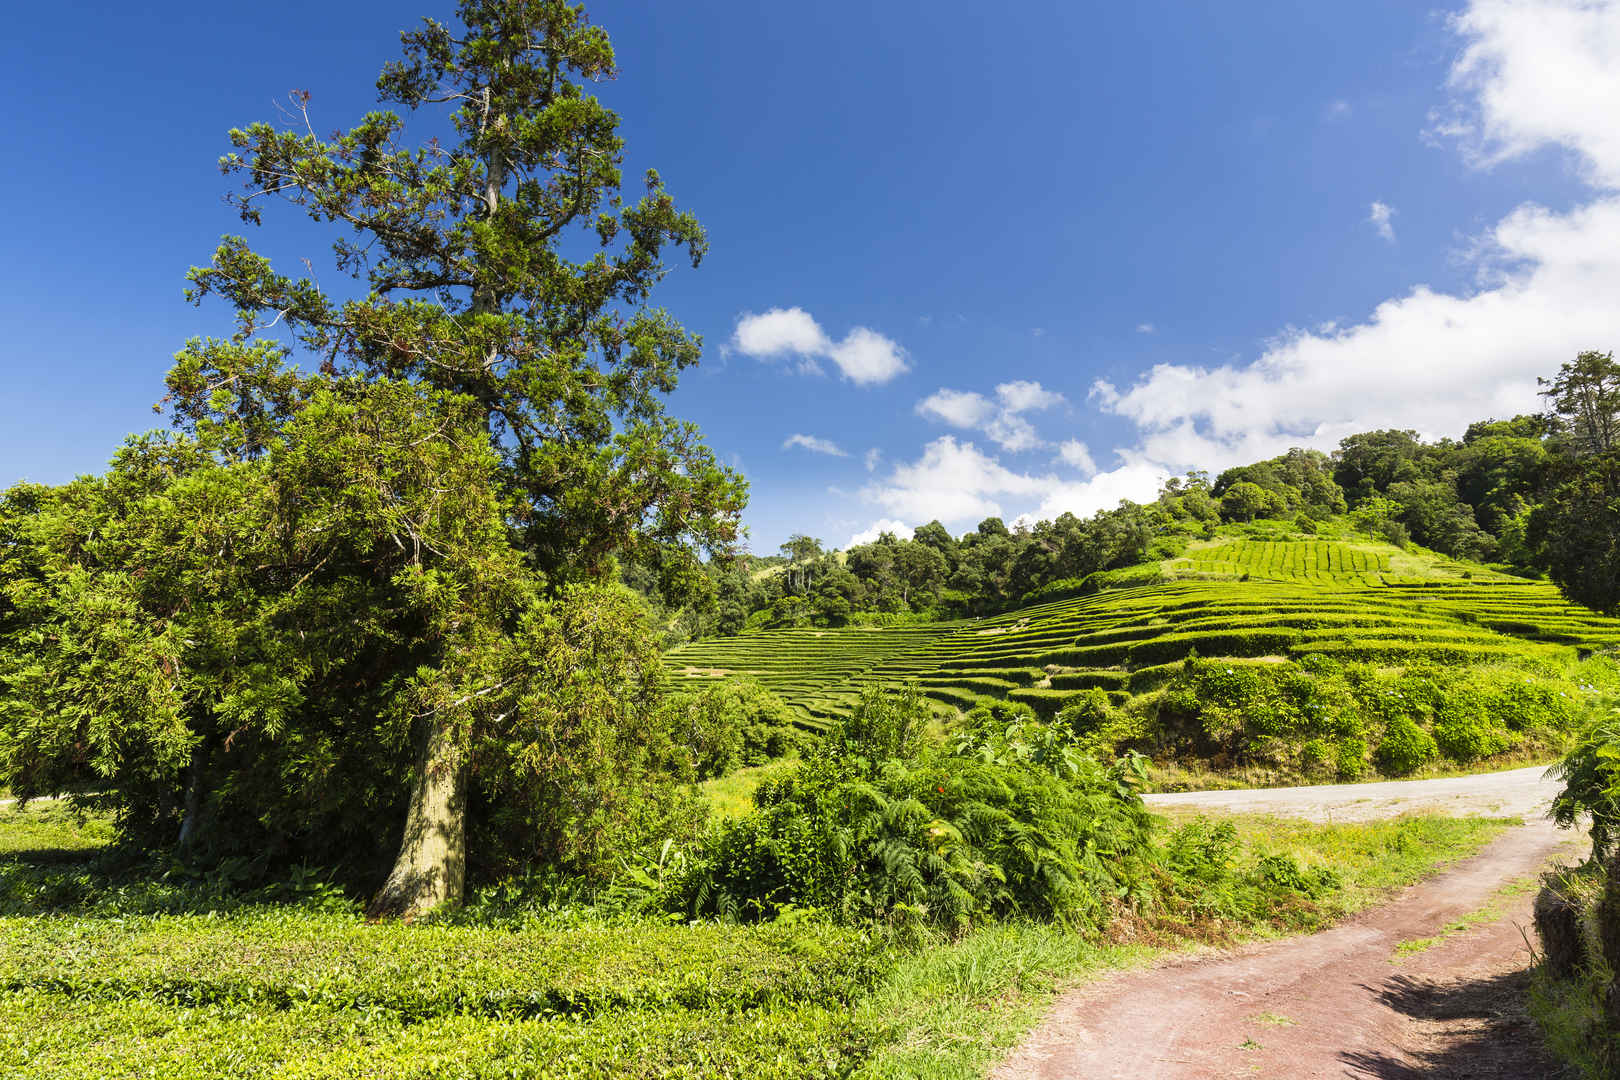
left=667, top=540, right=1620, bottom=728
left=1169, top=539, right=1393, bottom=586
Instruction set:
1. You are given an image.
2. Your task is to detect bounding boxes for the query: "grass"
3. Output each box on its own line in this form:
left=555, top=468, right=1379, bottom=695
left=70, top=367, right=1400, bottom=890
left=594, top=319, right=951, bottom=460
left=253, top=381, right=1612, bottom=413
left=1530, top=965, right=1614, bottom=1080
left=0, top=801, right=1512, bottom=1078
left=1250, top=1011, right=1297, bottom=1026
left=1525, top=867, right=1617, bottom=1077
left=1155, top=811, right=1517, bottom=917
left=700, top=759, right=795, bottom=819
left=0, top=799, right=115, bottom=856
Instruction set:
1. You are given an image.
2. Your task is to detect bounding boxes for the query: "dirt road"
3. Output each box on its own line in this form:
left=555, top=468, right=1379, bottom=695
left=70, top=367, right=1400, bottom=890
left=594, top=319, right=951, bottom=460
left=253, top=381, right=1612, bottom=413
left=996, top=766, right=1578, bottom=1079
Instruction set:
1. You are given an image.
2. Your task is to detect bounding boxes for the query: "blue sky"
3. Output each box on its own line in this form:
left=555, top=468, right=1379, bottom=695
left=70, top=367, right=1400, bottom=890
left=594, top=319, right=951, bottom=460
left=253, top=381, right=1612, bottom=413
left=3, top=1, right=1617, bottom=554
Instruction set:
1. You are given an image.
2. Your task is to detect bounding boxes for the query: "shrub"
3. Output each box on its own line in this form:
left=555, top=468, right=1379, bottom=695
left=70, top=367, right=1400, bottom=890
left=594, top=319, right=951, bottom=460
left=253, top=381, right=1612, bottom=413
left=1048, top=670, right=1131, bottom=691
left=1250, top=853, right=1339, bottom=899
left=1080, top=565, right=1166, bottom=594
left=1126, top=629, right=1301, bottom=667
left=1334, top=739, right=1370, bottom=780
left=1056, top=689, right=1116, bottom=737
left=1299, top=738, right=1335, bottom=778
left=661, top=681, right=807, bottom=780
left=671, top=686, right=1158, bottom=928
left=1432, top=683, right=1514, bottom=762
left=1007, top=688, right=1085, bottom=718
left=1550, top=709, right=1620, bottom=861
left=1374, top=717, right=1438, bottom=776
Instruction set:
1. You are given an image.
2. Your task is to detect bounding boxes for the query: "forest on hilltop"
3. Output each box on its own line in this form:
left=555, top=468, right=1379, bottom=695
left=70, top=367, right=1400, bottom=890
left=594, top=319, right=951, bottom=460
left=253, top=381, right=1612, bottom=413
left=646, top=351, right=1620, bottom=641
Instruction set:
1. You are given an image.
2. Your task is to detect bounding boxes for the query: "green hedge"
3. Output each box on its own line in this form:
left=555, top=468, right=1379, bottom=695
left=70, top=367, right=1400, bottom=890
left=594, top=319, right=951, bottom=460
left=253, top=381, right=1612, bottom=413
left=1125, top=629, right=1301, bottom=667
left=1048, top=670, right=1131, bottom=691
left=0, top=912, right=875, bottom=1020
left=1006, top=688, right=1080, bottom=719
left=920, top=686, right=982, bottom=709
left=917, top=677, right=1018, bottom=695
left=0, top=990, right=861, bottom=1080
left=1289, top=640, right=1559, bottom=665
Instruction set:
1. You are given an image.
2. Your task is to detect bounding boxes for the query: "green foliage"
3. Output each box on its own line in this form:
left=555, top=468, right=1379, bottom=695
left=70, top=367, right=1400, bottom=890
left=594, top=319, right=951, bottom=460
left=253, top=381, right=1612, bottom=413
left=1374, top=716, right=1439, bottom=776
left=0, top=909, right=874, bottom=1019
left=672, top=686, right=1157, bottom=928
left=0, top=0, right=759, bottom=919
left=661, top=681, right=806, bottom=780
left=1550, top=708, right=1620, bottom=861
left=0, top=799, right=1508, bottom=1080
left=180, top=1, right=746, bottom=589
left=668, top=553, right=1613, bottom=784
left=0, top=384, right=706, bottom=889
left=1147, top=656, right=1584, bottom=777
left=1533, top=451, right=1620, bottom=615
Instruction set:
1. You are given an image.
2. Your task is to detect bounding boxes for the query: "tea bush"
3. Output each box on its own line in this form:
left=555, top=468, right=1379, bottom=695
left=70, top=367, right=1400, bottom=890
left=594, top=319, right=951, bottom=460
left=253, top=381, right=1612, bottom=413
left=1375, top=717, right=1439, bottom=776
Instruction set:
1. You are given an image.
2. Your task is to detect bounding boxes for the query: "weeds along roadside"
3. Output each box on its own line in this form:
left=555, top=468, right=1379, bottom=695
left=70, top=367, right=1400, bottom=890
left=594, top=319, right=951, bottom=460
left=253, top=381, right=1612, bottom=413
left=1530, top=703, right=1620, bottom=1077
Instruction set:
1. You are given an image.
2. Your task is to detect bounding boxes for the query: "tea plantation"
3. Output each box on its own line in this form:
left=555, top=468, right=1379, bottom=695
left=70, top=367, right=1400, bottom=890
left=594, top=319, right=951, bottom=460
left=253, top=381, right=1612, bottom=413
left=668, top=538, right=1620, bottom=777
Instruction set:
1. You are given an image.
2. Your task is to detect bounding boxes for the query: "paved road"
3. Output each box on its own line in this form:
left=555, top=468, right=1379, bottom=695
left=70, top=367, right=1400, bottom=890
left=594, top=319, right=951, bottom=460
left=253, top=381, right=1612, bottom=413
left=1145, top=763, right=1558, bottom=823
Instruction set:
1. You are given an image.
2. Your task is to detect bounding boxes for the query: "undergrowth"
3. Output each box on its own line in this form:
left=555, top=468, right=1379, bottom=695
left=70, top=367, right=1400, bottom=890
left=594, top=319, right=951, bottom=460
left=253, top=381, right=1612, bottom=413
left=0, top=792, right=1510, bottom=1078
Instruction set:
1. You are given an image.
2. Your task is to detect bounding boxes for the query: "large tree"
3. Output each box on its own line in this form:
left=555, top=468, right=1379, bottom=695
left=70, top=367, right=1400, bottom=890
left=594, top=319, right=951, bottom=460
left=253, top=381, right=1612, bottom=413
left=3, top=0, right=744, bottom=920
left=181, top=0, right=744, bottom=918
left=1540, top=351, right=1620, bottom=457
left=178, top=0, right=744, bottom=583
left=1, top=379, right=697, bottom=919
left=1534, top=351, right=1620, bottom=614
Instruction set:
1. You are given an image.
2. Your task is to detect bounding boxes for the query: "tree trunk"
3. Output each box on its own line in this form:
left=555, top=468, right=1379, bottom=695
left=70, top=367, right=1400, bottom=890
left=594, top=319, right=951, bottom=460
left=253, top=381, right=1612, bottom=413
left=176, top=738, right=211, bottom=854
left=367, top=715, right=467, bottom=921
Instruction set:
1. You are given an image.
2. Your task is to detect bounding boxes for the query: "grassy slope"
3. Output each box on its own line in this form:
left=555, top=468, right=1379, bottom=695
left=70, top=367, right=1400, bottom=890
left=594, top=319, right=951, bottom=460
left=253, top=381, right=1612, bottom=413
left=667, top=530, right=1620, bottom=756
left=0, top=801, right=1512, bottom=1079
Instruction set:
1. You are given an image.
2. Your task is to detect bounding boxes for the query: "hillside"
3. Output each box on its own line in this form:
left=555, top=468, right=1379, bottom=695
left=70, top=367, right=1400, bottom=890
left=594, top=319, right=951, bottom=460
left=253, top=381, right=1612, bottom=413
left=667, top=533, right=1620, bottom=778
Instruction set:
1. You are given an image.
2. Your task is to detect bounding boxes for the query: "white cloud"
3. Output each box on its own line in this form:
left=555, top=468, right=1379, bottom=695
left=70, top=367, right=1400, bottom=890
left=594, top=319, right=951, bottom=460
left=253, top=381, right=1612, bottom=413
left=861, top=436, right=1050, bottom=525
left=782, top=433, right=848, bottom=457
left=915, top=379, right=1066, bottom=452
left=859, top=436, right=1163, bottom=533
left=916, top=388, right=994, bottom=428
left=1136, top=322, right=1157, bottom=334
left=995, top=379, right=1065, bottom=413
left=1057, top=439, right=1098, bottom=476
left=1442, top=0, right=1620, bottom=188
left=845, top=519, right=914, bottom=548
left=1368, top=200, right=1397, bottom=242
left=863, top=447, right=882, bottom=472
left=984, top=413, right=1042, bottom=453
left=828, top=326, right=910, bottom=384
left=731, top=307, right=909, bottom=385
left=1325, top=100, right=1353, bottom=121
left=1092, top=0, right=1620, bottom=481
left=1012, top=463, right=1173, bottom=528
left=733, top=307, right=825, bottom=356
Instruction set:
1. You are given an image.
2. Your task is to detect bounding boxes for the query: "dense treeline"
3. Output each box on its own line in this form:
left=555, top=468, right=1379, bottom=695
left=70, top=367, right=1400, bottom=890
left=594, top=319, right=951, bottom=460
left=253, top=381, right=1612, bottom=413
left=652, top=350, right=1620, bottom=639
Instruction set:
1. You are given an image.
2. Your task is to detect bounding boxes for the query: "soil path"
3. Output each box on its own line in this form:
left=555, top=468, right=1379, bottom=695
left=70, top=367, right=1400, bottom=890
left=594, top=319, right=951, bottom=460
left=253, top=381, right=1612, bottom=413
left=997, top=767, right=1577, bottom=1079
